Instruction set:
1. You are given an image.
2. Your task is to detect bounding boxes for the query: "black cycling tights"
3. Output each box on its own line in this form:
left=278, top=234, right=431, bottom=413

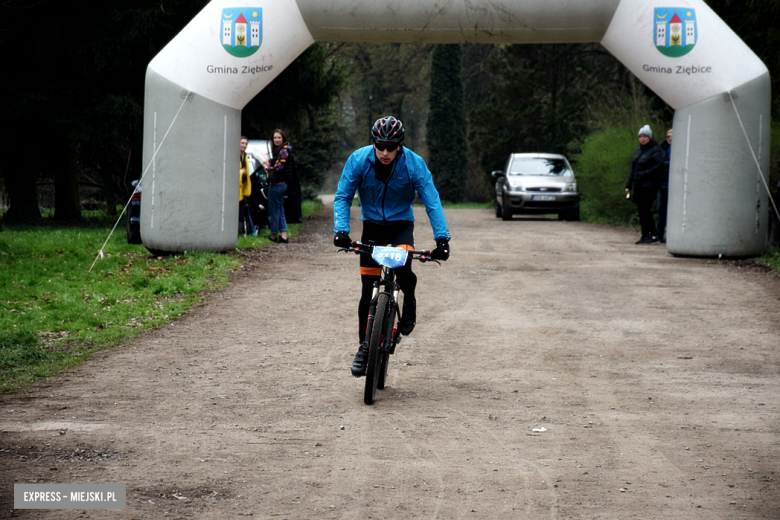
left=358, top=264, right=416, bottom=343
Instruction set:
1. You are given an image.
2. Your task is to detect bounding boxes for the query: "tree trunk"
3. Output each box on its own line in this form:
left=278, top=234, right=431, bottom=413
left=54, top=137, right=83, bottom=222
left=105, top=191, right=118, bottom=216
left=2, top=135, right=42, bottom=224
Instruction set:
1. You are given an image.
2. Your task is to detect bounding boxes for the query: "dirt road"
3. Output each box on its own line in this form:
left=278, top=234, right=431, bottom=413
left=2, top=202, right=779, bottom=519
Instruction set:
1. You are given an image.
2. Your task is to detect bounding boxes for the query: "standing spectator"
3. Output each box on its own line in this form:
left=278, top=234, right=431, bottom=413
left=625, top=125, right=664, bottom=244
left=263, top=129, right=293, bottom=244
left=657, top=129, right=672, bottom=243
left=239, top=136, right=257, bottom=236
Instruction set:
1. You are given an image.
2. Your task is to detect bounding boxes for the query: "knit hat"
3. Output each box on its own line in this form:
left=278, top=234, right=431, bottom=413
left=638, top=125, right=652, bottom=138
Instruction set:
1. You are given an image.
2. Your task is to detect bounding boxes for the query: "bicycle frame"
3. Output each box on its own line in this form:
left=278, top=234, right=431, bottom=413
left=366, top=264, right=401, bottom=354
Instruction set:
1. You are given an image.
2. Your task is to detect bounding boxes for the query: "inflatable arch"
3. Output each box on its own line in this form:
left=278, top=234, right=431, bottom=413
left=141, top=0, right=770, bottom=257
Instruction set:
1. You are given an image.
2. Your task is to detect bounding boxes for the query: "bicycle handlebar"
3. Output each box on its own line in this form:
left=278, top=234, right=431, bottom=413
left=337, top=241, right=442, bottom=264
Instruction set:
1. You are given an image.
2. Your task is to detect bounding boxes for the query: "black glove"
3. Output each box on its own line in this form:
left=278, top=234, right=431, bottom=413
left=334, top=231, right=353, bottom=248
left=431, top=238, right=450, bottom=261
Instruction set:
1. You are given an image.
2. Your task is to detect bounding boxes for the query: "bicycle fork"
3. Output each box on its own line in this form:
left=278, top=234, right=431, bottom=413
left=365, top=268, right=401, bottom=352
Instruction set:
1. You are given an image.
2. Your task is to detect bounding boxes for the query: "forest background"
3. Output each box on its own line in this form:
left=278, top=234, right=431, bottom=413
left=0, top=0, right=778, bottom=231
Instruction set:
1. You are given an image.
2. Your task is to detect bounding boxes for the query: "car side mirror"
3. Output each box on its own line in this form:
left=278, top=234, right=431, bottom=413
left=491, top=170, right=504, bottom=179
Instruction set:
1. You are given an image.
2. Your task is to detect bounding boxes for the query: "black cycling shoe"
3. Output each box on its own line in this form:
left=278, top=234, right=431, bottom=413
left=399, top=299, right=416, bottom=336
left=351, top=344, right=369, bottom=377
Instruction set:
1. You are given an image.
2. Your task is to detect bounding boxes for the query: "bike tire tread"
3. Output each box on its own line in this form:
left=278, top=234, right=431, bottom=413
left=364, top=293, right=389, bottom=404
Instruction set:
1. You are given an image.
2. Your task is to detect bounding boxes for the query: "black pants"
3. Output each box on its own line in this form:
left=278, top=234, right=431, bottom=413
left=357, top=221, right=416, bottom=343
left=657, top=185, right=668, bottom=239
left=634, top=186, right=659, bottom=238
left=239, top=199, right=254, bottom=234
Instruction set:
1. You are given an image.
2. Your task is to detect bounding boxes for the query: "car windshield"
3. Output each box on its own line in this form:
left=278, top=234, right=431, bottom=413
left=509, top=158, right=570, bottom=176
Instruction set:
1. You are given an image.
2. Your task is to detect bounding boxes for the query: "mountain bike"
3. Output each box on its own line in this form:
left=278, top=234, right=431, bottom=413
left=338, top=241, right=440, bottom=405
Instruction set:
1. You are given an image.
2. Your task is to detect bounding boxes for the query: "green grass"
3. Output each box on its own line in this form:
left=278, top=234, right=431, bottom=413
left=412, top=201, right=492, bottom=209
left=355, top=199, right=491, bottom=210
left=439, top=202, right=493, bottom=209
left=755, top=245, right=780, bottom=274
left=0, top=199, right=322, bottom=393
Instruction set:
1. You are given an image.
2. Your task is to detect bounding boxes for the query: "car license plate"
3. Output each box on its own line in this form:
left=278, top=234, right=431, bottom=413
left=531, top=195, right=556, bottom=201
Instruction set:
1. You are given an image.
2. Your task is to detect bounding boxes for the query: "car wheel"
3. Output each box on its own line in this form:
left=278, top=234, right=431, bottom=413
left=559, top=207, right=580, bottom=222
left=501, top=195, right=513, bottom=221
left=494, top=199, right=502, bottom=218
left=126, top=226, right=142, bottom=244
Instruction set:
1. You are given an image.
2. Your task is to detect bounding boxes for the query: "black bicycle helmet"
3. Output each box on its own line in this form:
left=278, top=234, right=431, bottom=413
left=371, top=116, right=405, bottom=143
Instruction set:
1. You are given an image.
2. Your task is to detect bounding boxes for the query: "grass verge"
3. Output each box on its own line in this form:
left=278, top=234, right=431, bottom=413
left=410, top=201, right=493, bottom=210
left=439, top=202, right=493, bottom=210
left=0, top=199, right=321, bottom=393
left=755, top=245, right=780, bottom=274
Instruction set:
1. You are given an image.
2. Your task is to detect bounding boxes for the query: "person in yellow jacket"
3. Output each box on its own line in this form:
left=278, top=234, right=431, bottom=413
left=239, top=136, right=257, bottom=236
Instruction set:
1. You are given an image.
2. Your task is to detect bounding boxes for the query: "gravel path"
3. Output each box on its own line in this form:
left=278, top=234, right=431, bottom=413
left=2, top=202, right=779, bottom=519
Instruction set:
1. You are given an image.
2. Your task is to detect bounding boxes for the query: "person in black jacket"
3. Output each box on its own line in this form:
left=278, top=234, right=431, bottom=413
left=263, top=129, right=294, bottom=243
left=625, top=125, right=665, bottom=244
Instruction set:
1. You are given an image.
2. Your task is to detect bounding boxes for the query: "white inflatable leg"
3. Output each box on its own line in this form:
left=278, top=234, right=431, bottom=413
left=667, top=73, right=770, bottom=257
left=140, top=68, right=241, bottom=253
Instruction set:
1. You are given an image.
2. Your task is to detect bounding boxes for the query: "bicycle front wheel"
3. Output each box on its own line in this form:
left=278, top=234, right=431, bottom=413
left=364, top=292, right=389, bottom=405
left=377, top=302, right=397, bottom=390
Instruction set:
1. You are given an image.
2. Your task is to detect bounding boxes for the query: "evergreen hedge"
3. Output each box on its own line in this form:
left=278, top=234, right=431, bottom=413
left=427, top=44, right=468, bottom=202
left=573, top=125, right=644, bottom=225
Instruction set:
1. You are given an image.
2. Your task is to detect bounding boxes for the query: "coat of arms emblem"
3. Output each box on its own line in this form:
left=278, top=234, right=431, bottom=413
left=654, top=8, right=697, bottom=57
left=221, top=8, right=262, bottom=57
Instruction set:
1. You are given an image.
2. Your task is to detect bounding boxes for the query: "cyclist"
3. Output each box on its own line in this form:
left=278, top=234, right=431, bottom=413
left=333, top=115, right=451, bottom=377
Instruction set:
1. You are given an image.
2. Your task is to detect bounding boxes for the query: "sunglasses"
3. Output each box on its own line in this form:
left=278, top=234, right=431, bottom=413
left=374, top=142, right=399, bottom=152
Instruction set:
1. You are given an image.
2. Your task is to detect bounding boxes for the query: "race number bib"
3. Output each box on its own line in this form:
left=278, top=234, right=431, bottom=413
left=372, top=246, right=408, bottom=269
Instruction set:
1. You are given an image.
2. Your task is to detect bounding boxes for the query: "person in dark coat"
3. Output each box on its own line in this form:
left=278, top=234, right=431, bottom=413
left=657, top=129, right=672, bottom=243
left=625, top=125, right=665, bottom=244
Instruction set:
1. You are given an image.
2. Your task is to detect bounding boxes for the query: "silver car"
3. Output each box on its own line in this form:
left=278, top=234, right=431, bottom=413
left=493, top=153, right=580, bottom=221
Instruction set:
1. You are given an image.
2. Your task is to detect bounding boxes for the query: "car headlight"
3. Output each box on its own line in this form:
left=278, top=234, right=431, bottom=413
left=564, top=182, right=577, bottom=193
left=509, top=184, right=523, bottom=192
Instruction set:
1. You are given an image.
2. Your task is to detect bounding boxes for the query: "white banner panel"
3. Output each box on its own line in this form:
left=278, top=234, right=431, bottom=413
left=295, top=0, right=621, bottom=43
left=141, top=0, right=771, bottom=256
left=148, top=1, right=314, bottom=109
left=602, top=0, right=767, bottom=109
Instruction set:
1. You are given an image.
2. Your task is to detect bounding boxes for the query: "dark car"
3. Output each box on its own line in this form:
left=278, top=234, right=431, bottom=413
left=126, top=180, right=142, bottom=244
left=493, top=153, right=580, bottom=221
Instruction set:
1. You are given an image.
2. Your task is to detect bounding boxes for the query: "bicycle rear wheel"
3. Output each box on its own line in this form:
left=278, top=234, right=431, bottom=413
left=377, top=303, right=397, bottom=390
left=364, top=293, right=389, bottom=405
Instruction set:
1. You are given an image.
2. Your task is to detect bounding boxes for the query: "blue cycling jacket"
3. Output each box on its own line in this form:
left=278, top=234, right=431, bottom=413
left=333, top=146, right=451, bottom=241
